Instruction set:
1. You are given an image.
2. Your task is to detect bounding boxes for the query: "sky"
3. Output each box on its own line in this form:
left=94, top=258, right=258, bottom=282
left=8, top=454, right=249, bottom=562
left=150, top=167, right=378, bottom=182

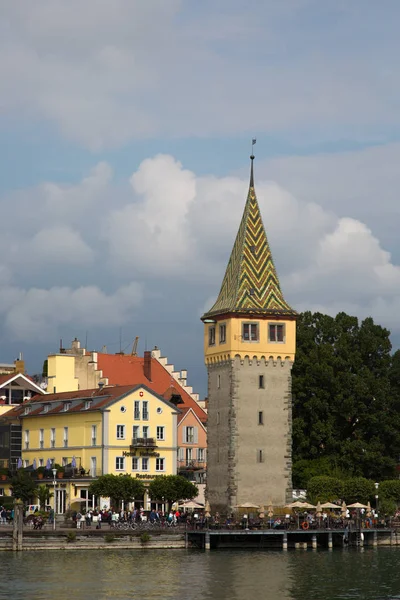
left=1, top=0, right=400, bottom=397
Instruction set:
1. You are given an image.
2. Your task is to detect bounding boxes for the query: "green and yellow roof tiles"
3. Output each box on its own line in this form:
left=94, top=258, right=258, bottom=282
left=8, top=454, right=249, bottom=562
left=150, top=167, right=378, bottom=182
left=202, top=164, right=296, bottom=320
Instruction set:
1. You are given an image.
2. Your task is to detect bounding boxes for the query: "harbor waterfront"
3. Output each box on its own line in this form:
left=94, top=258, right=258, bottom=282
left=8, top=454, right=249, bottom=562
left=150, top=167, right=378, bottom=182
left=1, top=548, right=400, bottom=600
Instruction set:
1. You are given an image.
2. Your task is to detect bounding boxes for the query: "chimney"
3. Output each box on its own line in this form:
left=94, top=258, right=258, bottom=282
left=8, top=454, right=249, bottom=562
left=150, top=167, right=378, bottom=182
left=144, top=351, right=152, bottom=381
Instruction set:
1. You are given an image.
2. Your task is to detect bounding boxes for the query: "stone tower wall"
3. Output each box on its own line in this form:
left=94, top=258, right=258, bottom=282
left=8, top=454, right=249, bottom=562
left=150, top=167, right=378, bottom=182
left=207, top=355, right=293, bottom=513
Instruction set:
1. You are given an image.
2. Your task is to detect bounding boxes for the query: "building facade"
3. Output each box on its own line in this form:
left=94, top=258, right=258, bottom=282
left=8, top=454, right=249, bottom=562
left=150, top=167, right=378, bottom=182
left=202, top=155, right=297, bottom=513
left=3, top=384, right=179, bottom=513
left=45, top=344, right=208, bottom=485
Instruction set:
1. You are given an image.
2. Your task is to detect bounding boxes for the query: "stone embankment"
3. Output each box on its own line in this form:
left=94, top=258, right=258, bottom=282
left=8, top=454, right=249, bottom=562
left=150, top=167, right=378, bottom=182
left=0, top=529, right=186, bottom=551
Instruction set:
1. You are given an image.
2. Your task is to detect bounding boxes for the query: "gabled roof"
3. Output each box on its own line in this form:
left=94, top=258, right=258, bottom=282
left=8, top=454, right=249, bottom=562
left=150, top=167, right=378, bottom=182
left=3, top=384, right=180, bottom=419
left=97, top=354, right=207, bottom=424
left=178, top=406, right=207, bottom=430
left=0, top=373, right=46, bottom=395
left=202, top=156, right=297, bottom=320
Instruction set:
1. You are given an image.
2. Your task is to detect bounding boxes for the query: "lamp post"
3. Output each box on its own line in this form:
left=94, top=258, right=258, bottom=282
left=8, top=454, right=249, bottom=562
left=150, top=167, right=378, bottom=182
left=52, top=468, right=57, bottom=531
left=375, top=482, right=379, bottom=523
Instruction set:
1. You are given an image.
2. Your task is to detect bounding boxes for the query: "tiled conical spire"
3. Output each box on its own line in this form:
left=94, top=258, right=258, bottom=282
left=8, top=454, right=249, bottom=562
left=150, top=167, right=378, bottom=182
left=202, top=155, right=296, bottom=320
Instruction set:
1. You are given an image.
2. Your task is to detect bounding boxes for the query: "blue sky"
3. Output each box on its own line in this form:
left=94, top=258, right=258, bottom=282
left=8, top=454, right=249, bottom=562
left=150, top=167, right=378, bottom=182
left=2, top=0, right=400, bottom=396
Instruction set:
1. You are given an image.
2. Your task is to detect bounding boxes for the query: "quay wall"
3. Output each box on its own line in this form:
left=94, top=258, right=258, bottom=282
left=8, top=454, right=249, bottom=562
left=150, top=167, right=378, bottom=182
left=0, top=531, right=186, bottom=551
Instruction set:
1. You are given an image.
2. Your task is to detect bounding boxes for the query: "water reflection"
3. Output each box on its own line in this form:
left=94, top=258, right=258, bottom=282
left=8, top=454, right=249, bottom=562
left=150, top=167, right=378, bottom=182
left=0, top=548, right=399, bottom=600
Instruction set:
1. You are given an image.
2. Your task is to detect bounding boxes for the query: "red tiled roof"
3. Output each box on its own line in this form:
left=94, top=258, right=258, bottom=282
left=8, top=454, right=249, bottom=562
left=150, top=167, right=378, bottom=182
left=0, top=373, right=42, bottom=388
left=97, top=354, right=207, bottom=424
left=6, top=385, right=141, bottom=418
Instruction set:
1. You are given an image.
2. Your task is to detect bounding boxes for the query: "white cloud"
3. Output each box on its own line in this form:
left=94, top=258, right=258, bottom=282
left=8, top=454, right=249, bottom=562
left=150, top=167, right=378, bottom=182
left=2, top=1, right=400, bottom=148
left=2, top=150, right=400, bottom=342
left=1, top=282, right=143, bottom=341
left=28, top=227, right=94, bottom=265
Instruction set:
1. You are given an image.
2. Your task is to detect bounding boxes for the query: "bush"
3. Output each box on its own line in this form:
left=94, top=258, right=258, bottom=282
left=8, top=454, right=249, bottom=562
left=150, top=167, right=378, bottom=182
left=104, top=534, right=115, bottom=543
left=140, top=532, right=151, bottom=544
left=307, top=476, right=344, bottom=503
left=66, top=531, right=76, bottom=543
left=378, top=498, right=397, bottom=517
left=342, top=478, right=375, bottom=504
left=379, top=480, right=400, bottom=503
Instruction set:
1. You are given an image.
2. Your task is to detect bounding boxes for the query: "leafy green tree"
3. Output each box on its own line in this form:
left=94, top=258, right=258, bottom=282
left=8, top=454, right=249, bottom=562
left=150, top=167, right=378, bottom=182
left=342, top=478, right=375, bottom=504
left=378, top=498, right=396, bottom=517
left=148, top=475, right=198, bottom=510
left=379, top=480, right=400, bottom=503
left=11, top=471, right=38, bottom=503
left=306, top=476, right=343, bottom=503
left=292, top=311, right=400, bottom=482
left=89, top=475, right=145, bottom=509
left=36, top=484, right=54, bottom=510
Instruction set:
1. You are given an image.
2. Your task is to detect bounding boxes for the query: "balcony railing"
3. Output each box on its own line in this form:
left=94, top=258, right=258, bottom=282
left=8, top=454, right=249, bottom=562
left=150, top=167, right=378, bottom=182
left=178, top=460, right=207, bottom=471
left=130, top=437, right=157, bottom=448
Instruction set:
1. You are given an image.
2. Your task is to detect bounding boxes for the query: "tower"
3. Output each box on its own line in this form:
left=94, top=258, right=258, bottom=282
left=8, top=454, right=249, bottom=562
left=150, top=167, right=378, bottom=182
left=201, top=154, right=297, bottom=513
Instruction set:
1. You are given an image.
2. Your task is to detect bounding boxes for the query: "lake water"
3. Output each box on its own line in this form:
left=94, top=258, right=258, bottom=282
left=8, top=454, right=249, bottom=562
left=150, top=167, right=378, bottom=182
left=0, top=548, right=399, bottom=600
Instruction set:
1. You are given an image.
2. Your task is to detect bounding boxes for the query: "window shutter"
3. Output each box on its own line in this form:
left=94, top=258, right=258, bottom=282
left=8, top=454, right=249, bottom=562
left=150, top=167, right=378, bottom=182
left=179, top=447, right=184, bottom=461
left=182, top=426, right=187, bottom=443
left=194, top=427, right=198, bottom=444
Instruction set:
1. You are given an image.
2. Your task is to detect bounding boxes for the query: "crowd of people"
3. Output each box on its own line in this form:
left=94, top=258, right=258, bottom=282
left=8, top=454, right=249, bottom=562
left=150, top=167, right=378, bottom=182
left=71, top=507, right=198, bottom=529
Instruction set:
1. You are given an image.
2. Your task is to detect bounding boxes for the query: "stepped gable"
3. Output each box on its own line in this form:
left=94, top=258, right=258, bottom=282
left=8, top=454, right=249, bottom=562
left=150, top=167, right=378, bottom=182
left=97, top=353, right=207, bottom=424
left=202, top=155, right=296, bottom=320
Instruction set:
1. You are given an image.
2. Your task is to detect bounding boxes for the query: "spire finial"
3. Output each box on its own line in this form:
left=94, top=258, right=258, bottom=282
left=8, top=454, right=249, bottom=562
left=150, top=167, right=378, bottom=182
left=250, top=138, right=256, bottom=188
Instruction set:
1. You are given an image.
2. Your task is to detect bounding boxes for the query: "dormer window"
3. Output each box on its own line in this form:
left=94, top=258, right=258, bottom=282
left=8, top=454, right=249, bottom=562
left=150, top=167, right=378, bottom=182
left=85, top=400, right=92, bottom=410
left=24, top=406, right=31, bottom=416
left=63, top=402, right=71, bottom=412
left=43, top=404, right=50, bottom=413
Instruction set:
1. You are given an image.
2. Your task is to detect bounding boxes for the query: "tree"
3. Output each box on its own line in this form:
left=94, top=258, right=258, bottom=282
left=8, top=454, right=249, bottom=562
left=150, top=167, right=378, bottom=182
left=11, top=471, right=38, bottom=503
left=148, top=475, right=198, bottom=509
left=379, top=480, right=400, bottom=503
left=292, top=311, right=400, bottom=483
left=342, top=478, right=375, bottom=504
left=36, top=484, right=53, bottom=511
left=89, top=475, right=145, bottom=509
left=307, top=476, right=343, bottom=503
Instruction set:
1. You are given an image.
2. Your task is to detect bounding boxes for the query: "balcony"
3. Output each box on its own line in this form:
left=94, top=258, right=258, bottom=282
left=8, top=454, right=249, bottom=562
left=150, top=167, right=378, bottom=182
left=178, top=460, right=206, bottom=471
left=130, top=437, right=157, bottom=448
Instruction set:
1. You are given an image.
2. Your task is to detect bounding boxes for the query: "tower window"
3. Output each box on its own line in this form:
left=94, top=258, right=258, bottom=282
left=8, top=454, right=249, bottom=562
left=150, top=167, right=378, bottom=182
left=242, top=322, right=259, bottom=342
left=259, top=375, right=264, bottom=389
left=209, top=326, right=216, bottom=346
left=269, top=323, right=285, bottom=343
left=219, top=323, right=226, bottom=344
left=258, top=411, right=264, bottom=425
left=249, top=288, right=255, bottom=296
left=257, top=449, right=264, bottom=463
left=217, top=374, right=221, bottom=389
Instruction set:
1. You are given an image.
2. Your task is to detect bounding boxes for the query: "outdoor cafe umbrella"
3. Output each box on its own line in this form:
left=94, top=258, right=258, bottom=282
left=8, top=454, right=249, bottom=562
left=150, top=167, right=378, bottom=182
left=320, top=502, right=341, bottom=510
left=316, top=501, right=322, bottom=518
left=204, top=500, right=211, bottom=518
left=341, top=501, right=347, bottom=518
left=234, top=502, right=261, bottom=509
left=286, top=501, right=316, bottom=510
left=347, top=502, right=369, bottom=509
left=178, top=501, right=204, bottom=510
left=366, top=501, right=372, bottom=518
left=258, top=505, right=265, bottom=519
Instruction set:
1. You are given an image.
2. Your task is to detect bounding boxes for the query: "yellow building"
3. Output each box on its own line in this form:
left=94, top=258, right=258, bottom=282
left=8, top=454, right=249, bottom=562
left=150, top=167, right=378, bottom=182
left=5, top=384, right=179, bottom=513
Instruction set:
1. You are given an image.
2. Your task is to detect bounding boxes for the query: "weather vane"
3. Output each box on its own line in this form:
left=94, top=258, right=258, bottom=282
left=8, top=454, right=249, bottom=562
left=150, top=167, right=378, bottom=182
left=251, top=138, right=256, bottom=157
